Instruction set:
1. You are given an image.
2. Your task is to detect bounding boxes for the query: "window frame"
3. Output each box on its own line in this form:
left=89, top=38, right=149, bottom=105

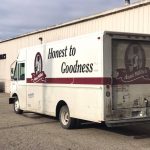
left=13, top=62, right=25, bottom=81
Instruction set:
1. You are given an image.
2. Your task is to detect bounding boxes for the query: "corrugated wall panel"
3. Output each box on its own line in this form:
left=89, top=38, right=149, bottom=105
left=143, top=5, right=148, bottom=33
left=138, top=6, right=144, bottom=33
left=144, top=5, right=150, bottom=33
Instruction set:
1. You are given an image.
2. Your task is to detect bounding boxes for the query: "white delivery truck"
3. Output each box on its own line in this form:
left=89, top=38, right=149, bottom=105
left=9, top=31, right=150, bottom=128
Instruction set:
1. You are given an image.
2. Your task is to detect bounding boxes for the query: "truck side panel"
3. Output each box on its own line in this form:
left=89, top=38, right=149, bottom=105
left=25, top=33, right=105, bottom=123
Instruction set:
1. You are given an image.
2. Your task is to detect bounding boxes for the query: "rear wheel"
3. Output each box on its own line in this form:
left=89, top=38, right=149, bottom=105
left=13, top=97, right=23, bottom=114
left=59, top=105, right=79, bottom=129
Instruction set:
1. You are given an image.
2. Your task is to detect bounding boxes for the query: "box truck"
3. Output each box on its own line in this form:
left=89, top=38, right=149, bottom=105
left=9, top=31, right=150, bottom=128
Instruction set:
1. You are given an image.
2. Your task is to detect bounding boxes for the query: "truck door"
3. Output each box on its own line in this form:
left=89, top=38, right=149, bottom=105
left=13, top=61, right=27, bottom=109
left=112, top=38, right=150, bottom=118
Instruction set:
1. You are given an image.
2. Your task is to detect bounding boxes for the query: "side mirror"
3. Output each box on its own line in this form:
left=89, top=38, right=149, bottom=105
left=11, top=68, right=14, bottom=80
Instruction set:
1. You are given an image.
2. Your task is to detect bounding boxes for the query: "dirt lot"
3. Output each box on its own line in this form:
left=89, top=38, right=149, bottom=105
left=0, top=93, right=150, bottom=150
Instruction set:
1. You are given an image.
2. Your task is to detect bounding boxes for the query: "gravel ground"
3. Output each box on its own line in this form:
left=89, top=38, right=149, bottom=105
left=0, top=93, right=150, bottom=150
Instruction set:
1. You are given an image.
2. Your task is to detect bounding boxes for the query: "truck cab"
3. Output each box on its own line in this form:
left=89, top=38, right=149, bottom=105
left=9, top=49, right=26, bottom=113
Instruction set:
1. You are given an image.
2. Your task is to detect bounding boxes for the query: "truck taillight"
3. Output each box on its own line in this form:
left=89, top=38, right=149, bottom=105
left=106, top=91, right=110, bottom=97
left=106, top=84, right=110, bottom=89
left=106, top=84, right=111, bottom=97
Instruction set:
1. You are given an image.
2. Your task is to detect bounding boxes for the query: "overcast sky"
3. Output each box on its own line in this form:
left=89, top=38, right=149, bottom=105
left=0, top=0, right=138, bottom=40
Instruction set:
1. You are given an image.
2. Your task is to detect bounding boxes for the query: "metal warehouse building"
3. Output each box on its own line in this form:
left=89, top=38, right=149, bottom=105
left=0, top=0, right=150, bottom=93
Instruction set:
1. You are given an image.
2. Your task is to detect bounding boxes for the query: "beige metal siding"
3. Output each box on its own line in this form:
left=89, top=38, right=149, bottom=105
left=1, top=2, right=150, bottom=92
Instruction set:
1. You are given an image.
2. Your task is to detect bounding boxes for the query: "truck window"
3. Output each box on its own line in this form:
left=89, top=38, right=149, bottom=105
left=18, top=63, right=25, bottom=80
left=13, top=63, right=25, bottom=80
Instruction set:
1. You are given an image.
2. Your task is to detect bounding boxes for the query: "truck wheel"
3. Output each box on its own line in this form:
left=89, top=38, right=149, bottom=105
left=59, top=105, right=77, bottom=129
left=14, top=97, right=23, bottom=114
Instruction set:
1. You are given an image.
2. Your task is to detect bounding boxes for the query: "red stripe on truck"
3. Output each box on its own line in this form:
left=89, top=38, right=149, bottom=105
left=26, top=77, right=111, bottom=85
left=112, top=78, right=150, bottom=85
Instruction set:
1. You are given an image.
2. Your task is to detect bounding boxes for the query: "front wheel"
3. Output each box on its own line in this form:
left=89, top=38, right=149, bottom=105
left=14, top=97, right=23, bottom=114
left=59, top=105, right=79, bottom=129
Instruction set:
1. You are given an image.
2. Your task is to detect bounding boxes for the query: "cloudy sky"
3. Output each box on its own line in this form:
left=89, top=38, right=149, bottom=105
left=0, top=0, right=138, bottom=40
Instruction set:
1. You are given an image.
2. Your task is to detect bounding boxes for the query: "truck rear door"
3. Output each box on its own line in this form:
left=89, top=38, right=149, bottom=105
left=112, top=37, right=150, bottom=119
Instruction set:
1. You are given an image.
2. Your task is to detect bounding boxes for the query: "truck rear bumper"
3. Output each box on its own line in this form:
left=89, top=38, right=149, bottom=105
left=9, top=97, right=16, bottom=104
left=106, top=118, right=150, bottom=127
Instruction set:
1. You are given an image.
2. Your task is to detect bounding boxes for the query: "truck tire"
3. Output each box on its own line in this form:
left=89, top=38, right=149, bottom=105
left=59, top=105, right=77, bottom=129
left=13, top=97, right=23, bottom=114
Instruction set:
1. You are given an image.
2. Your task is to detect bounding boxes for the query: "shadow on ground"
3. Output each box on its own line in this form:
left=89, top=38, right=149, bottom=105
left=10, top=112, right=150, bottom=139
left=80, top=121, right=150, bottom=139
